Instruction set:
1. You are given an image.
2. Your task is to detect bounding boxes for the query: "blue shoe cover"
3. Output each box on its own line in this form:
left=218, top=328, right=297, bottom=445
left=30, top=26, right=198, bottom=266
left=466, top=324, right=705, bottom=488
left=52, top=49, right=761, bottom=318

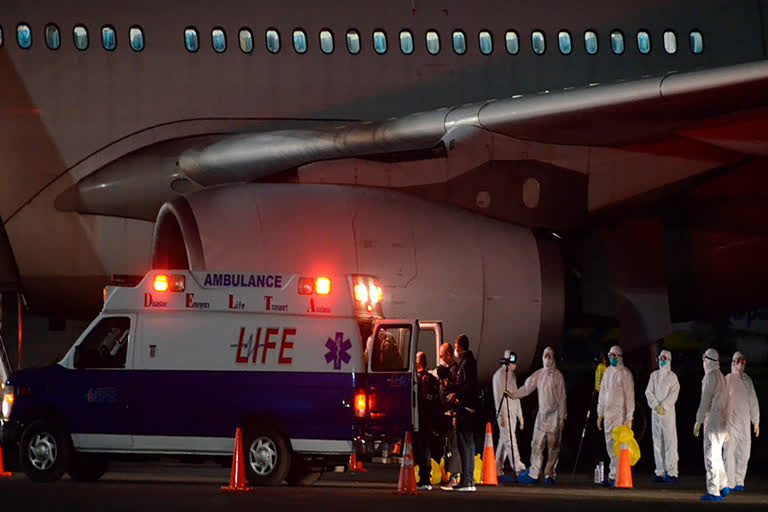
left=517, top=473, right=537, bottom=485
left=544, top=477, right=555, bottom=485
left=518, top=469, right=530, bottom=478
left=663, top=475, right=678, bottom=484
left=652, top=475, right=664, bottom=483
left=720, top=487, right=730, bottom=497
left=609, top=479, right=615, bottom=488
left=733, top=485, right=744, bottom=492
left=700, top=493, right=722, bottom=502
left=500, top=475, right=514, bottom=483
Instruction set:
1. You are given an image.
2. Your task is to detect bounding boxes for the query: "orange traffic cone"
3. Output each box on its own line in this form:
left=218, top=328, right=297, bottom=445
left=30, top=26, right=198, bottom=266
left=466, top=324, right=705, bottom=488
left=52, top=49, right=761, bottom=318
left=615, top=442, right=633, bottom=489
left=0, top=446, right=11, bottom=477
left=349, top=452, right=368, bottom=473
left=393, top=431, right=418, bottom=495
left=480, top=422, right=498, bottom=485
left=221, top=427, right=253, bottom=492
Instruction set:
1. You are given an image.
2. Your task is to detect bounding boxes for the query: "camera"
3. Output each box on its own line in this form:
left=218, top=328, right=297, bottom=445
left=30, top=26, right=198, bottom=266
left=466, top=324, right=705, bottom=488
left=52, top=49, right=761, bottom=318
left=499, top=352, right=517, bottom=365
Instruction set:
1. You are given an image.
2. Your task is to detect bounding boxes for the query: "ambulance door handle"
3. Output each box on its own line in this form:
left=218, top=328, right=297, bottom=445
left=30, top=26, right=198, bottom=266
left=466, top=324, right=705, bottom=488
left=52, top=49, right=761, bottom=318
left=341, top=399, right=350, bottom=408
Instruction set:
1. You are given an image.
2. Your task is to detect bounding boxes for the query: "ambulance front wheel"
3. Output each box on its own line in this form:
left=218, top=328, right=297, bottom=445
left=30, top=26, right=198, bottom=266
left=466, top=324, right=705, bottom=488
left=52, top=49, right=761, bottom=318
left=243, top=425, right=290, bottom=486
left=19, top=419, right=72, bottom=483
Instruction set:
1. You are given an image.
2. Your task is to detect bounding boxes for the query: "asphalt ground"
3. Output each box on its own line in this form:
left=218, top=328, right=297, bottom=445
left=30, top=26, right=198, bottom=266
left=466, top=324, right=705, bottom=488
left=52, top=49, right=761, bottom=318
left=0, top=462, right=766, bottom=511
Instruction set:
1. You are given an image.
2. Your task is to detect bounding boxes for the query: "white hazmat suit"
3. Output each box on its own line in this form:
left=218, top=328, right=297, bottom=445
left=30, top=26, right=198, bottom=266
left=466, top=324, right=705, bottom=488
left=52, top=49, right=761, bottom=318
left=645, top=349, right=680, bottom=479
left=492, top=350, right=526, bottom=475
left=724, top=351, right=760, bottom=491
left=695, top=348, right=729, bottom=498
left=597, top=345, right=634, bottom=482
left=507, top=347, right=566, bottom=482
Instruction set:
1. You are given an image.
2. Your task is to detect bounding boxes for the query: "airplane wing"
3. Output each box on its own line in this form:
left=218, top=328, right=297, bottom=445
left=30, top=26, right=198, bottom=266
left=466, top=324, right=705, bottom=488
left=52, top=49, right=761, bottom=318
left=177, top=60, right=768, bottom=187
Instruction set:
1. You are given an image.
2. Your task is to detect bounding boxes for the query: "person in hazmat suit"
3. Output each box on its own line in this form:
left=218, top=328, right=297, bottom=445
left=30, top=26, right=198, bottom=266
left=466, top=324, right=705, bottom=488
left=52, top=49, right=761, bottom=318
left=492, top=350, right=526, bottom=478
left=645, top=349, right=680, bottom=483
left=597, top=345, right=634, bottom=487
left=724, top=351, right=760, bottom=492
left=694, top=348, right=730, bottom=501
left=506, top=346, right=566, bottom=485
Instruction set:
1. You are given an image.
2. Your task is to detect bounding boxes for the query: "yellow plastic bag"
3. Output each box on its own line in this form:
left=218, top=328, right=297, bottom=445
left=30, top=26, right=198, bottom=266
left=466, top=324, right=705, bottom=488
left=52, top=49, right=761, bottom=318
left=611, top=424, right=640, bottom=466
left=473, top=454, right=483, bottom=483
left=414, top=458, right=443, bottom=485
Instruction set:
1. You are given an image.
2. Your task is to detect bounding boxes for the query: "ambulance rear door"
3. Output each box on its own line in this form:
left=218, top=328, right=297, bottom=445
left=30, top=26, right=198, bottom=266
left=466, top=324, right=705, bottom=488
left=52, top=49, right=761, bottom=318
left=366, top=319, right=418, bottom=437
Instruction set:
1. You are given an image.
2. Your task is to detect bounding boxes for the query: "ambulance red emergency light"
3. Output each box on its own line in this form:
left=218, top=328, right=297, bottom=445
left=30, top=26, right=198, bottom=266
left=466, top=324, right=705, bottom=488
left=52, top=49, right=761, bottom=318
left=1, top=269, right=442, bottom=487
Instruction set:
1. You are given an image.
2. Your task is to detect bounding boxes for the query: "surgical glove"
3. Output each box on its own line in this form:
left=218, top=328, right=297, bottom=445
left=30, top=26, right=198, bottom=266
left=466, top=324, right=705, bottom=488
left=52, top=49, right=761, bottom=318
left=755, top=423, right=760, bottom=438
left=519, top=416, right=524, bottom=431
left=597, top=416, right=603, bottom=431
left=559, top=418, right=566, bottom=431
left=654, top=404, right=665, bottom=416
left=627, top=419, right=633, bottom=430
left=500, top=414, right=507, bottom=428
left=724, top=432, right=730, bottom=443
left=694, top=422, right=701, bottom=438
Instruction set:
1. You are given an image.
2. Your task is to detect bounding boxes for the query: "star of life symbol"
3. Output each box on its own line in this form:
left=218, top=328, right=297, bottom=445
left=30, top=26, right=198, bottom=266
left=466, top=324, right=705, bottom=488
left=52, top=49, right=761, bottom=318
left=325, top=332, right=351, bottom=370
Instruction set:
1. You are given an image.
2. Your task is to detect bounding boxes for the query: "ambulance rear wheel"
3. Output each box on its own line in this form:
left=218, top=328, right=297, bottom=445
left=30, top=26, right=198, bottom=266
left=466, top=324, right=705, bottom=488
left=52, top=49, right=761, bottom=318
left=285, top=455, right=321, bottom=486
left=243, top=426, right=290, bottom=486
left=19, top=420, right=72, bottom=483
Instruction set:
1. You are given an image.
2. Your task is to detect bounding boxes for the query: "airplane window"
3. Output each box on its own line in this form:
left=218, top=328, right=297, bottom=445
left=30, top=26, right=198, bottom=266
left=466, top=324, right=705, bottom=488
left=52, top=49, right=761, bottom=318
left=610, top=30, right=624, bottom=54
left=690, top=30, right=703, bottom=54
left=505, top=31, right=519, bottom=54
left=347, top=30, right=360, bottom=54
left=399, top=30, right=413, bottom=54
left=663, top=30, right=677, bottom=54
left=531, top=31, right=545, bottom=54
left=102, top=26, right=116, bottom=51
left=426, top=30, right=440, bottom=55
left=184, top=27, right=199, bottom=52
left=320, top=29, right=334, bottom=54
left=637, top=30, right=651, bottom=54
left=0, top=25, right=3, bottom=48
left=74, top=25, right=89, bottom=51
left=129, top=26, right=144, bottom=51
left=45, top=24, right=61, bottom=50
left=373, top=30, right=387, bottom=54
left=452, top=30, right=466, bottom=54
left=293, top=30, right=307, bottom=53
left=584, top=30, right=598, bottom=54
left=239, top=29, right=253, bottom=53
left=17, top=24, right=32, bottom=49
left=558, top=31, right=572, bottom=54
left=212, top=28, right=226, bottom=53
left=266, top=29, right=280, bottom=53
left=479, top=31, right=493, bottom=55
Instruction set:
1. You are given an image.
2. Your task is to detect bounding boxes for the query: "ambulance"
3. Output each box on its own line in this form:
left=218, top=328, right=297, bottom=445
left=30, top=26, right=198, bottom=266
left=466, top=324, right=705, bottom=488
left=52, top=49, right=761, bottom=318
left=0, top=270, right=442, bottom=484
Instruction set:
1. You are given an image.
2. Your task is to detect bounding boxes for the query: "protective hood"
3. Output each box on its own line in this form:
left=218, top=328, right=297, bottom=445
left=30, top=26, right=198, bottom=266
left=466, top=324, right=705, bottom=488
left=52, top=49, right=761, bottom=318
left=542, top=346, right=556, bottom=370
left=504, top=349, right=511, bottom=360
left=608, top=345, right=624, bottom=368
left=731, top=351, right=746, bottom=374
left=703, top=348, right=720, bottom=374
left=658, top=349, right=672, bottom=371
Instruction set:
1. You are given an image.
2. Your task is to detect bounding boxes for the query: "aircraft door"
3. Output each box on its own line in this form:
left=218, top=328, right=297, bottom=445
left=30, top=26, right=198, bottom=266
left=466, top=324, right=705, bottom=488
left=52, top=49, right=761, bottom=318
left=366, top=320, right=417, bottom=437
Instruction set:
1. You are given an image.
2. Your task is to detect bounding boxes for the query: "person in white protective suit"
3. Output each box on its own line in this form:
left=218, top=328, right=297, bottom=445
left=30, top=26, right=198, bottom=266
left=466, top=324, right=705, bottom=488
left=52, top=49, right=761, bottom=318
left=724, top=351, right=760, bottom=492
left=694, top=348, right=730, bottom=501
left=645, top=349, right=680, bottom=483
left=506, top=347, right=566, bottom=485
left=492, top=350, right=526, bottom=478
left=596, top=345, right=634, bottom=487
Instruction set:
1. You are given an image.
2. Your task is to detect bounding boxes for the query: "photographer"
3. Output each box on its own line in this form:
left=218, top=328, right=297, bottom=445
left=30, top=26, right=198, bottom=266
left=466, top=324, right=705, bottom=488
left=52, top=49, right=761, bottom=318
left=492, top=350, right=526, bottom=478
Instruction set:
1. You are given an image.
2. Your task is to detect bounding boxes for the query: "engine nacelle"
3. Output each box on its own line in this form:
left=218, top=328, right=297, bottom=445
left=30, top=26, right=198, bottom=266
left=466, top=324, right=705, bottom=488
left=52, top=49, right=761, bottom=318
left=152, top=184, right=563, bottom=380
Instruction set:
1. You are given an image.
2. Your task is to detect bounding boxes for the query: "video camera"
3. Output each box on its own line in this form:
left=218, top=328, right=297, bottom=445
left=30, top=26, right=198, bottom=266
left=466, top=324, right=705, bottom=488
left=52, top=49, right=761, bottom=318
left=499, top=352, right=517, bottom=365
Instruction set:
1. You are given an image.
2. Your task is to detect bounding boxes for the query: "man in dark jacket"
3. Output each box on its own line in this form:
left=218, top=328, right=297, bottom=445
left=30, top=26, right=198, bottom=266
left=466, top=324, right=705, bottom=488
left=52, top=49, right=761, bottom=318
left=445, top=334, right=479, bottom=491
left=415, top=351, right=440, bottom=490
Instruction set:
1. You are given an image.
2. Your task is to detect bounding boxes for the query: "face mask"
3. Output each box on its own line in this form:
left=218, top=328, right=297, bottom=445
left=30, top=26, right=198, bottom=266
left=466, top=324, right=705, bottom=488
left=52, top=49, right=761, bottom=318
left=659, top=360, right=667, bottom=367
left=454, top=349, right=460, bottom=360
left=609, top=358, right=618, bottom=367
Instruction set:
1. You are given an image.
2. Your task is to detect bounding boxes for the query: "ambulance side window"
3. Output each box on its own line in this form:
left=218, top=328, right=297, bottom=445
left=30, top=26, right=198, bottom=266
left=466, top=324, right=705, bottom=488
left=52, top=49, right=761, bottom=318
left=371, top=325, right=411, bottom=372
left=75, top=317, right=131, bottom=370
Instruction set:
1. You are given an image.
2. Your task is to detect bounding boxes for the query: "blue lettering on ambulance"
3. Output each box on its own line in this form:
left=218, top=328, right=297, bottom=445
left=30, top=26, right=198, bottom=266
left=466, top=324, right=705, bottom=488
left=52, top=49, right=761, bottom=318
left=204, top=273, right=283, bottom=288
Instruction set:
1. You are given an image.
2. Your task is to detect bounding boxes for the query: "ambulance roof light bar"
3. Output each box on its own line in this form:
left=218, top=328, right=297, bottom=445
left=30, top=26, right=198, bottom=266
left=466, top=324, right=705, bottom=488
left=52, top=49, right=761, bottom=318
left=297, top=276, right=332, bottom=295
left=153, top=274, right=185, bottom=292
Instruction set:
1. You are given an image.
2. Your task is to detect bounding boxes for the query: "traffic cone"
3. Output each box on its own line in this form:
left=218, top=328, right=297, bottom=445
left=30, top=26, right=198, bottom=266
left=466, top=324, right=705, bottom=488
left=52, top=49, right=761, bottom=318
left=615, top=441, right=633, bottom=489
left=221, top=427, right=253, bottom=492
left=480, top=422, right=498, bottom=485
left=0, top=446, right=11, bottom=477
left=393, top=431, right=418, bottom=495
left=349, top=452, right=368, bottom=473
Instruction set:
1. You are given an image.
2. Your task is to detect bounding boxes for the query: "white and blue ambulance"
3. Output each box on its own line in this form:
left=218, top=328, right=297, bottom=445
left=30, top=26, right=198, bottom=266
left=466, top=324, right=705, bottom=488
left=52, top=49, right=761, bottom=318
left=0, top=270, right=443, bottom=484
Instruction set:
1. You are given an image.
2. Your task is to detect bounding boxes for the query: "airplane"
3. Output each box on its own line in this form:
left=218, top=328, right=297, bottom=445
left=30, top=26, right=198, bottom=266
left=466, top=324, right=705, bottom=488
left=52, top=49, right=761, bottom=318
left=1, top=0, right=768, bottom=384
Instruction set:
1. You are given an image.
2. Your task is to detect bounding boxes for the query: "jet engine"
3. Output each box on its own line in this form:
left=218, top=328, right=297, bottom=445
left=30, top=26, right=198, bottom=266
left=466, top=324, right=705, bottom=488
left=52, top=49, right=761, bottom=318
left=152, top=184, right=563, bottom=380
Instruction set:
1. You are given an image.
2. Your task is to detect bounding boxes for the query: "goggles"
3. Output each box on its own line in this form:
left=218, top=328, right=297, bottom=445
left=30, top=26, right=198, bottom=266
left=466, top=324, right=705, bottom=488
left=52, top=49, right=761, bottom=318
left=734, top=357, right=747, bottom=365
left=658, top=354, right=669, bottom=361
left=703, top=355, right=718, bottom=362
left=608, top=352, right=619, bottom=359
